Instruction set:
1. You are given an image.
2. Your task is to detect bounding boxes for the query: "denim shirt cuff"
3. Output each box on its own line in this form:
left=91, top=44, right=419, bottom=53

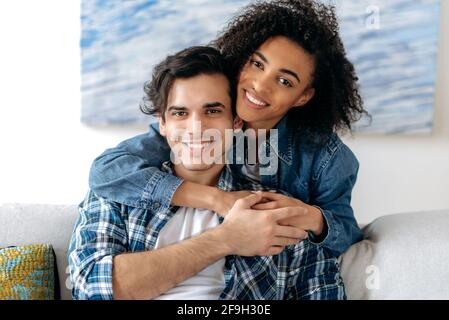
left=308, top=206, right=337, bottom=248
left=140, top=170, right=184, bottom=212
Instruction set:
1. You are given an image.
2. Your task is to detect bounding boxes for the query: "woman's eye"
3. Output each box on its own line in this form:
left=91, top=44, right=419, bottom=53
left=250, top=59, right=263, bottom=70
left=279, top=78, right=292, bottom=87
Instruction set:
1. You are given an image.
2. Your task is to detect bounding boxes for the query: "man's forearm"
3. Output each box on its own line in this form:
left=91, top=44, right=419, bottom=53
left=112, top=226, right=231, bottom=300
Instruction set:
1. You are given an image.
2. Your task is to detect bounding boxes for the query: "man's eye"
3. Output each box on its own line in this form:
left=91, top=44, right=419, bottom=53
left=172, top=111, right=187, bottom=117
left=279, top=78, right=292, bottom=87
left=207, top=109, right=221, bottom=114
left=250, top=59, right=263, bottom=70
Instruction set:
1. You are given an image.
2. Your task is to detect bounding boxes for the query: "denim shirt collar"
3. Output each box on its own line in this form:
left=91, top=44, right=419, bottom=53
left=268, top=115, right=294, bottom=166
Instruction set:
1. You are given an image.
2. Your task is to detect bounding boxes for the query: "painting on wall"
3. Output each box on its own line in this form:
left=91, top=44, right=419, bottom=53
left=336, top=0, right=440, bottom=134
left=81, top=0, right=249, bottom=125
left=81, top=0, right=440, bottom=134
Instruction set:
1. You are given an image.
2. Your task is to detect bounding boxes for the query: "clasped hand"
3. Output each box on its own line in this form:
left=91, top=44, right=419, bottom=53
left=218, top=191, right=325, bottom=256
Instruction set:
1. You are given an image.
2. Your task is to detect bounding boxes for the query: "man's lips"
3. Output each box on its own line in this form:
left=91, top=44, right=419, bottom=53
left=181, top=141, right=215, bottom=150
left=244, top=90, right=270, bottom=109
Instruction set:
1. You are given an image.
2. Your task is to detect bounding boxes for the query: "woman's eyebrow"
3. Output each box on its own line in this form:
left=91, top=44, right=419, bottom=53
left=254, top=51, right=268, bottom=63
left=279, top=68, right=300, bottom=82
left=254, top=51, right=300, bottom=82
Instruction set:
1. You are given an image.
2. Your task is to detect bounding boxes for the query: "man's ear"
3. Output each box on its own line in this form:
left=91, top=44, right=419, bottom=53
left=293, top=87, right=315, bottom=108
left=158, top=115, right=166, bottom=136
left=233, top=115, right=244, bottom=130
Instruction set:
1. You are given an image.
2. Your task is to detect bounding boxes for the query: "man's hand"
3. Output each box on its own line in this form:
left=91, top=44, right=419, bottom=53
left=252, top=192, right=325, bottom=237
left=218, top=192, right=309, bottom=256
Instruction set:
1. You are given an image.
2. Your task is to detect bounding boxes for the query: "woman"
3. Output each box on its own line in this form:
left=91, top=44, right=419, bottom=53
left=89, top=0, right=369, bottom=258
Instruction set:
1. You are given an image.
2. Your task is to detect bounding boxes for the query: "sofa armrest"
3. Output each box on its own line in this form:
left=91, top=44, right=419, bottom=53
left=339, top=209, right=449, bottom=299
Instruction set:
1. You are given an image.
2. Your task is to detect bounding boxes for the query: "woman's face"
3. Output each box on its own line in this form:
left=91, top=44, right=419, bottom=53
left=237, top=36, right=316, bottom=130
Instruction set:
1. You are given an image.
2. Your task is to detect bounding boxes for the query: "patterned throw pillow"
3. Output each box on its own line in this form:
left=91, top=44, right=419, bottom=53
left=0, top=244, right=59, bottom=300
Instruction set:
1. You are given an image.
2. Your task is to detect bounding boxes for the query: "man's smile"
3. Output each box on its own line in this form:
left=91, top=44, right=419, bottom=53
left=177, top=139, right=217, bottom=153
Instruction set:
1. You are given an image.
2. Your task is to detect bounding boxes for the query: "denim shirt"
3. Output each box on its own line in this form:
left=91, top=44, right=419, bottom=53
left=89, top=115, right=363, bottom=257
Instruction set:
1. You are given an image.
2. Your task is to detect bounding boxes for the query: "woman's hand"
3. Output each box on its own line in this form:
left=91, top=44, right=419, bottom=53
left=213, top=190, right=255, bottom=217
left=252, top=192, right=325, bottom=237
left=219, top=192, right=309, bottom=256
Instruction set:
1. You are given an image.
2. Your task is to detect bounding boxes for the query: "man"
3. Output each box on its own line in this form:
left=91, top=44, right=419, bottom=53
left=68, top=46, right=345, bottom=300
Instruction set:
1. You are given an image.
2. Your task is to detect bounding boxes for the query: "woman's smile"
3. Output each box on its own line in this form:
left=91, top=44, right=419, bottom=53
left=244, top=89, right=270, bottom=109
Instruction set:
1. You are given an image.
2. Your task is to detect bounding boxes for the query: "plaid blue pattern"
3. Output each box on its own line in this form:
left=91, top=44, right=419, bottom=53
left=68, top=162, right=346, bottom=300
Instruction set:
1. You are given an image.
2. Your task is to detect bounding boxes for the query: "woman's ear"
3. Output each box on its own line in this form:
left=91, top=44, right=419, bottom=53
left=293, top=87, right=315, bottom=108
left=233, top=115, right=244, bottom=130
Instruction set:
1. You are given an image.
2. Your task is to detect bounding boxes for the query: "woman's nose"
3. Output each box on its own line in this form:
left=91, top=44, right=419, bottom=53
left=252, top=74, right=272, bottom=96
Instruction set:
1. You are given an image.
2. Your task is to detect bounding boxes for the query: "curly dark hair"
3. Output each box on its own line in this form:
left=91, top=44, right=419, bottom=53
left=212, top=0, right=370, bottom=142
left=140, top=46, right=236, bottom=121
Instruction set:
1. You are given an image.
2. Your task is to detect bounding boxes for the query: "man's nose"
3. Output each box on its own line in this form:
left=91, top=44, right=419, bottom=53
left=185, top=113, right=204, bottom=138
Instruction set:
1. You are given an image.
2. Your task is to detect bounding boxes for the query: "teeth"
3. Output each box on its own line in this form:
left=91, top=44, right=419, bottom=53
left=183, top=142, right=213, bottom=148
left=189, top=144, right=206, bottom=148
left=246, top=91, right=267, bottom=106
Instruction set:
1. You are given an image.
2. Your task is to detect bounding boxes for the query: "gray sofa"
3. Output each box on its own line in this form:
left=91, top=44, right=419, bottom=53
left=1, top=203, right=448, bottom=300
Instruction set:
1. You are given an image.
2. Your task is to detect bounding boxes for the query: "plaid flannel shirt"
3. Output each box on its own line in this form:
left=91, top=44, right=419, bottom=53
left=68, top=162, right=346, bottom=300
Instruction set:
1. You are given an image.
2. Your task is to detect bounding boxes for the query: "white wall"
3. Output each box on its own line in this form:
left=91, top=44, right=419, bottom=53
left=0, top=0, right=447, bottom=224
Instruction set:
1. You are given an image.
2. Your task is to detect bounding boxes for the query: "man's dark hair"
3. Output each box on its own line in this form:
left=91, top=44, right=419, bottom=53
left=140, top=46, right=236, bottom=121
left=212, top=0, right=371, bottom=143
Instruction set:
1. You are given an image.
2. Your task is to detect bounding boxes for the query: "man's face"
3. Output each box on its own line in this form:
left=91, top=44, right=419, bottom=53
left=159, top=73, right=241, bottom=171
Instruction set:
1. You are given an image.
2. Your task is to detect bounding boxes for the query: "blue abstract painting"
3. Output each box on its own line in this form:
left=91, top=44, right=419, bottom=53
left=81, top=0, right=440, bottom=134
left=335, top=0, right=440, bottom=134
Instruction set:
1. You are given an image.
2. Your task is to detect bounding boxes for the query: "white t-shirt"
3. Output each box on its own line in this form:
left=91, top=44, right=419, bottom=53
left=241, top=162, right=260, bottom=182
left=153, top=207, right=225, bottom=300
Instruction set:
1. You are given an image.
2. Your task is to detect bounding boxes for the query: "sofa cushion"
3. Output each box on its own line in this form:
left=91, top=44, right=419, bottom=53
left=0, top=244, right=59, bottom=299
left=0, top=203, right=78, bottom=300
left=339, top=210, right=449, bottom=299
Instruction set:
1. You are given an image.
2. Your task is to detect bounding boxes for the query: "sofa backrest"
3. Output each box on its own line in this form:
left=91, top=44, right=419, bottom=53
left=2, top=203, right=449, bottom=300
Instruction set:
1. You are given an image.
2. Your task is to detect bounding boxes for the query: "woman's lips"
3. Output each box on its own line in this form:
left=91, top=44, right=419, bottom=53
left=244, top=90, right=269, bottom=110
